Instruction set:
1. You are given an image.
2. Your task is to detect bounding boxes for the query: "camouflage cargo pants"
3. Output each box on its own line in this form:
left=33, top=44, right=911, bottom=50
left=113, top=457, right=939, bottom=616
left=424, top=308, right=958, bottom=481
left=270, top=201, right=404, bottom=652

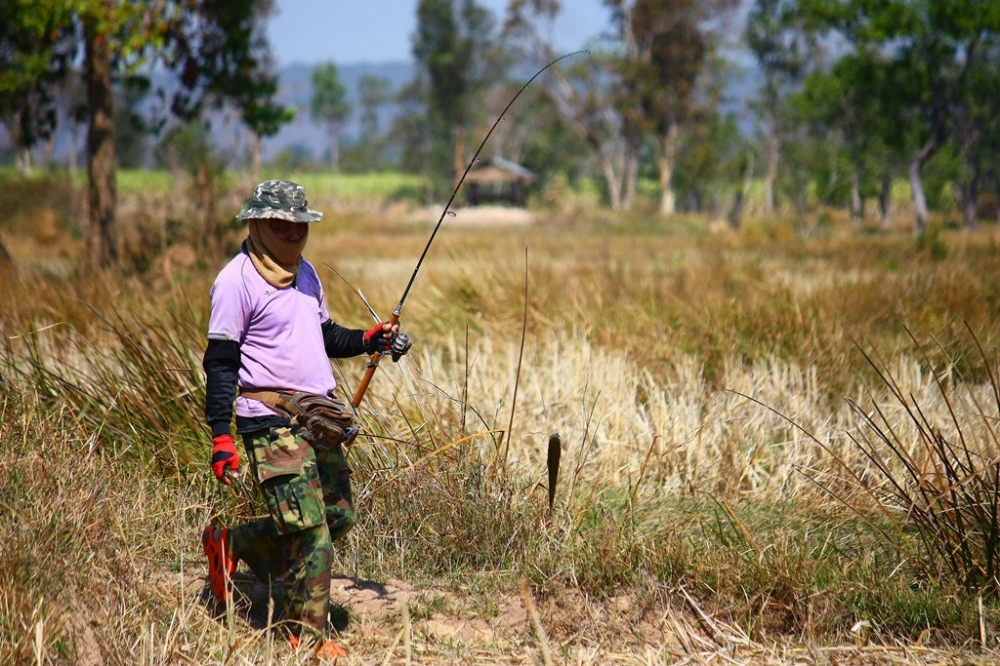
left=228, top=426, right=355, bottom=637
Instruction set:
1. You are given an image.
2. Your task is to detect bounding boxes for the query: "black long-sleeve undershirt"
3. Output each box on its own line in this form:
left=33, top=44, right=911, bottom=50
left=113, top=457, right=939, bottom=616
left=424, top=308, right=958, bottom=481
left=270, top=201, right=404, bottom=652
left=322, top=319, right=367, bottom=358
left=203, top=319, right=367, bottom=437
left=203, top=338, right=240, bottom=437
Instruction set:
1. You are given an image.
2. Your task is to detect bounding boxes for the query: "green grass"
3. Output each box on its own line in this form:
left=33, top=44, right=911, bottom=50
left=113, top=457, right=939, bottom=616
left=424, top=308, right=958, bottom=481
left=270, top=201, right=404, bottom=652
left=114, top=168, right=425, bottom=201
left=116, top=168, right=178, bottom=194
left=277, top=171, right=425, bottom=201
left=0, top=166, right=426, bottom=201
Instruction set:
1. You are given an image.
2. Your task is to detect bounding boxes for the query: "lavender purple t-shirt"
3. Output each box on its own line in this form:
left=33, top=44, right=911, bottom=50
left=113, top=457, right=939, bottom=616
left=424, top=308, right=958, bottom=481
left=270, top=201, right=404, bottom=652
left=207, top=252, right=335, bottom=419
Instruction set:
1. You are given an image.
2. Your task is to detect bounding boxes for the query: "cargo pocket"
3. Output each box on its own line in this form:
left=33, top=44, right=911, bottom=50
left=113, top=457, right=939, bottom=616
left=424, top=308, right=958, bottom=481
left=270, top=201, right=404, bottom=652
left=257, top=428, right=325, bottom=535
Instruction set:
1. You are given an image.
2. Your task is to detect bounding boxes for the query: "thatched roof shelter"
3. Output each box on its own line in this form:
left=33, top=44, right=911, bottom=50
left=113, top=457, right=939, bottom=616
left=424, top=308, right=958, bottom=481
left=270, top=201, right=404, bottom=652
left=465, top=156, right=536, bottom=207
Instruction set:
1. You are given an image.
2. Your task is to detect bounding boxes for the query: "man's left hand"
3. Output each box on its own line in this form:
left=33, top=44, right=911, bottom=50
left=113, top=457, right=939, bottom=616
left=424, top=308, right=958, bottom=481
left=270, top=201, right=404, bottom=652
left=363, top=321, right=397, bottom=354
left=363, top=321, right=413, bottom=360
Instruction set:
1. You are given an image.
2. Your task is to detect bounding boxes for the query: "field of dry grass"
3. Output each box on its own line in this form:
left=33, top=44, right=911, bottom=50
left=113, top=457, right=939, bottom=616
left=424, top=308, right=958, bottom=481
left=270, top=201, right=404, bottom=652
left=5, top=181, right=1000, bottom=664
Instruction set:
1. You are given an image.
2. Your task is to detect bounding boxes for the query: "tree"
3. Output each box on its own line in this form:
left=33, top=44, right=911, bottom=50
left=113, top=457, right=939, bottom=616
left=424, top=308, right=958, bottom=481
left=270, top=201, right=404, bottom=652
left=497, top=0, right=594, bottom=189
left=115, top=77, right=151, bottom=169
left=950, top=40, right=1000, bottom=228
left=155, top=121, right=230, bottom=255
left=796, top=0, right=1000, bottom=233
left=813, top=55, right=907, bottom=228
left=412, top=0, right=504, bottom=198
left=390, top=73, right=434, bottom=185
left=745, top=0, right=811, bottom=217
left=506, top=0, right=737, bottom=213
left=674, top=107, right=751, bottom=219
left=352, top=74, right=394, bottom=171
left=310, top=62, right=352, bottom=174
left=50, top=70, right=88, bottom=170
left=0, top=0, right=288, bottom=268
left=0, top=1, right=76, bottom=174
left=477, top=76, right=590, bottom=185
left=610, top=0, right=740, bottom=216
left=504, top=1, right=643, bottom=210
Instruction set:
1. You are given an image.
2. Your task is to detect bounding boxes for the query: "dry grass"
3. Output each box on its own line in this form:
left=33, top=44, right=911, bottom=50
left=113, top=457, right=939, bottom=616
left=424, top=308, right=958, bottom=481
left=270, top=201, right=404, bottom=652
left=4, top=191, right=1000, bottom=663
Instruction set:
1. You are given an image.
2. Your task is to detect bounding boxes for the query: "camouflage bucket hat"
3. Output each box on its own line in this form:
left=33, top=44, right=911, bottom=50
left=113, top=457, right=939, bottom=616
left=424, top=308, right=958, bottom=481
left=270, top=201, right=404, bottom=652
left=236, top=179, right=323, bottom=223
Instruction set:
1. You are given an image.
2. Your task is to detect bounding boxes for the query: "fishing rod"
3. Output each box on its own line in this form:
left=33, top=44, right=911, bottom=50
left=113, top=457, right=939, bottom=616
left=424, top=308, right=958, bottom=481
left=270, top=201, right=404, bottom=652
left=351, top=50, right=585, bottom=409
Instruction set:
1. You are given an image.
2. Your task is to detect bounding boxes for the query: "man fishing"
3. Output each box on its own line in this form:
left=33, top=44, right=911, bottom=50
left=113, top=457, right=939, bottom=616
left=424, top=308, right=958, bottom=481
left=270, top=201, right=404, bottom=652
left=200, top=179, right=411, bottom=658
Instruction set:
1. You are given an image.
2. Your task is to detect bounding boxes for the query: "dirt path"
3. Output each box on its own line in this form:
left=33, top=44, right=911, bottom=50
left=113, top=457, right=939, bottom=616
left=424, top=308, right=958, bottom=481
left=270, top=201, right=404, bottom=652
left=170, top=570, right=1000, bottom=665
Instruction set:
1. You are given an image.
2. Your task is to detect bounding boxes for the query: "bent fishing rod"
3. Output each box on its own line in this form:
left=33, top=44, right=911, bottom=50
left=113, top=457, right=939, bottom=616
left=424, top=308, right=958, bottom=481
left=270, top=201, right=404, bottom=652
left=351, top=50, right=585, bottom=409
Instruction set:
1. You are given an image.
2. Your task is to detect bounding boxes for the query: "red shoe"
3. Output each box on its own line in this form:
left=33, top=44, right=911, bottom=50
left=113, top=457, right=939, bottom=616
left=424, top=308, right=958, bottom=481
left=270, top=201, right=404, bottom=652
left=315, top=639, right=347, bottom=660
left=202, top=526, right=238, bottom=605
left=289, top=634, right=347, bottom=661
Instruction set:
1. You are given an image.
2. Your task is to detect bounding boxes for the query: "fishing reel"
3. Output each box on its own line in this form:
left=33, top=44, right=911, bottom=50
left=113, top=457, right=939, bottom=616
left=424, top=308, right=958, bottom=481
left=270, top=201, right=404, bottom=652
left=390, top=331, right=412, bottom=362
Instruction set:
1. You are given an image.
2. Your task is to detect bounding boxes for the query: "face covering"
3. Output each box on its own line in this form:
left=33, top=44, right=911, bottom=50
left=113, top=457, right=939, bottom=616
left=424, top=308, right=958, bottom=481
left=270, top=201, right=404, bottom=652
left=245, top=219, right=308, bottom=288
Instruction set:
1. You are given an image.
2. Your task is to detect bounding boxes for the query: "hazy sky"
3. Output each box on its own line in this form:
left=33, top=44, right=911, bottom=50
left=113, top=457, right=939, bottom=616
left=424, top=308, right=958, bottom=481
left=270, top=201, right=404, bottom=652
left=266, top=1, right=611, bottom=66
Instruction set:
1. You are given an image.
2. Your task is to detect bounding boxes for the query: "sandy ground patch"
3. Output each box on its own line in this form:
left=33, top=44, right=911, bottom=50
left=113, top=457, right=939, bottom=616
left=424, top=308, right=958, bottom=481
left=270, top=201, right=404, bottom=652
left=405, top=205, right=537, bottom=226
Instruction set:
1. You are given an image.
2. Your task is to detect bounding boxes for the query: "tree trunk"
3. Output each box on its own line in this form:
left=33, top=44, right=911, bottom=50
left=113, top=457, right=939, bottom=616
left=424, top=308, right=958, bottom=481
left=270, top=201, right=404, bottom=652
left=879, top=172, right=892, bottom=228
left=45, top=133, right=57, bottom=167
left=249, top=134, right=262, bottom=182
left=963, top=194, right=978, bottom=230
left=329, top=121, right=342, bottom=204
left=908, top=159, right=929, bottom=235
left=600, top=150, right=623, bottom=211
left=622, top=148, right=639, bottom=212
left=763, top=123, right=780, bottom=215
left=596, top=128, right=641, bottom=212
left=850, top=170, right=863, bottom=227
left=67, top=127, right=79, bottom=172
left=954, top=176, right=979, bottom=230
left=167, top=144, right=183, bottom=198
left=656, top=123, right=679, bottom=216
left=453, top=125, right=465, bottom=197
left=16, top=146, right=31, bottom=175
left=329, top=120, right=341, bottom=175
left=84, top=22, right=118, bottom=268
left=729, top=153, right=755, bottom=229
left=908, top=137, right=939, bottom=235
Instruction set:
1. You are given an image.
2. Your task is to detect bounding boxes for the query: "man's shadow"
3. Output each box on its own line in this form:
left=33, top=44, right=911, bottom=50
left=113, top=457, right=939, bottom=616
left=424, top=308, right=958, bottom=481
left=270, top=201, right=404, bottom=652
left=201, top=572, right=390, bottom=633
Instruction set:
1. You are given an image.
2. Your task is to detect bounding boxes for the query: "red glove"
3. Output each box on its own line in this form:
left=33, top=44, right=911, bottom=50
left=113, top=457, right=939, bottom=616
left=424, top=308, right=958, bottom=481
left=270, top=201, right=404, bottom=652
left=211, top=434, right=240, bottom=484
left=363, top=321, right=397, bottom=354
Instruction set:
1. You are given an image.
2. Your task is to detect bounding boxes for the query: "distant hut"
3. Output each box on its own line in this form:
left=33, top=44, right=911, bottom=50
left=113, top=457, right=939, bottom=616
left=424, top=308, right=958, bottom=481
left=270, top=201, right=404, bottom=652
left=465, top=156, right=536, bottom=207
